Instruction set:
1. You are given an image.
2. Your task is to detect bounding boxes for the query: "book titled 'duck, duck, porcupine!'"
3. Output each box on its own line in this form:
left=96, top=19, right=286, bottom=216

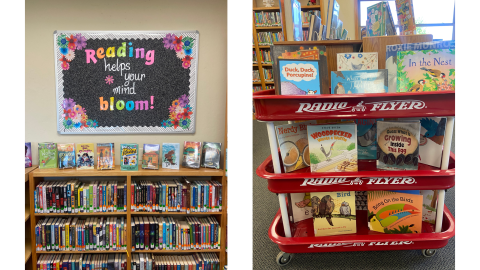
left=311, top=191, right=356, bottom=236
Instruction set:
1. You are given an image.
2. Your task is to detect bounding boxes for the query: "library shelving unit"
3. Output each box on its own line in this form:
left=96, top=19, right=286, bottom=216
left=26, top=166, right=37, bottom=269
left=253, top=90, right=455, bottom=266
left=27, top=166, right=227, bottom=269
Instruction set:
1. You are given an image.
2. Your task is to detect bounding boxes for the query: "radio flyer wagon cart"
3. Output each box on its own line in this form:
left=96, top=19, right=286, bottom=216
left=253, top=90, right=455, bottom=266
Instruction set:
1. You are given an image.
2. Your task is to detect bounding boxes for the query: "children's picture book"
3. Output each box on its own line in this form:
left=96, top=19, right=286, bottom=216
left=337, top=53, right=378, bottom=71
left=308, top=123, right=357, bottom=173
left=377, top=121, right=420, bottom=171
left=182, top=141, right=202, bottom=169
left=120, top=143, right=138, bottom=171
left=288, top=193, right=314, bottom=224
left=25, top=142, right=32, bottom=168
left=368, top=190, right=423, bottom=234
left=75, top=143, right=94, bottom=170
left=270, top=45, right=328, bottom=94
left=355, top=191, right=368, bottom=211
left=399, top=117, right=446, bottom=168
left=278, top=59, right=322, bottom=95
left=201, top=142, right=222, bottom=169
left=386, top=40, right=455, bottom=93
left=331, top=70, right=388, bottom=94
left=142, top=144, right=160, bottom=170
left=97, top=143, right=115, bottom=170
left=366, top=2, right=387, bottom=36
left=57, top=143, right=75, bottom=169
left=346, top=119, right=383, bottom=160
left=311, top=191, right=356, bottom=236
left=420, top=190, right=438, bottom=230
left=397, top=48, right=455, bottom=92
left=385, top=2, right=397, bottom=36
left=162, top=143, right=180, bottom=170
left=276, top=120, right=317, bottom=173
left=38, top=143, right=57, bottom=169
left=395, top=0, right=416, bottom=35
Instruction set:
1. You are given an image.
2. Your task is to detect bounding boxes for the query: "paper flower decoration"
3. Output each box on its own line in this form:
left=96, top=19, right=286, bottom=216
left=57, top=34, right=68, bottom=48
left=182, top=36, right=194, bottom=50
left=163, top=33, right=176, bottom=50
left=65, top=51, right=75, bottom=61
left=75, top=34, right=87, bottom=50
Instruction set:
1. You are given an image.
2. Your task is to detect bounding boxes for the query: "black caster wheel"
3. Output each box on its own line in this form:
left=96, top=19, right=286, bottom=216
left=422, top=249, right=437, bottom=258
left=276, top=251, right=294, bottom=266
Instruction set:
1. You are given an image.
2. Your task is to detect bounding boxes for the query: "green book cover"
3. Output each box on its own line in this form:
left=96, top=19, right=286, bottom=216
left=120, top=144, right=138, bottom=171
left=89, top=184, right=93, bottom=212
left=38, top=143, right=58, bottom=169
left=366, top=2, right=387, bottom=37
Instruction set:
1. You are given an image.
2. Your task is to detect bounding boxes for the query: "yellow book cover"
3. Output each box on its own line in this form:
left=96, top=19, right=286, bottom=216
left=76, top=143, right=94, bottom=170
left=368, top=191, right=423, bottom=234
left=311, top=191, right=356, bottom=236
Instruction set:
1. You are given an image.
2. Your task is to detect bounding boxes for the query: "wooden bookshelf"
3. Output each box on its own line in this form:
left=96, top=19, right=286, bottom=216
left=25, top=205, right=30, bottom=221
left=131, top=211, right=223, bottom=215
left=36, top=250, right=127, bottom=254
left=32, top=166, right=223, bottom=177
left=25, top=241, right=32, bottom=263
left=133, top=249, right=223, bottom=253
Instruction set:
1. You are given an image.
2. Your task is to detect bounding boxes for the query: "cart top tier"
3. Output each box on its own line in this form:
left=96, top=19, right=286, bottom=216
left=253, top=91, right=455, bottom=121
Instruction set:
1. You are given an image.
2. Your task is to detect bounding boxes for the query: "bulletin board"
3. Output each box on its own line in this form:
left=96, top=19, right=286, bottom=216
left=54, top=31, right=199, bottom=134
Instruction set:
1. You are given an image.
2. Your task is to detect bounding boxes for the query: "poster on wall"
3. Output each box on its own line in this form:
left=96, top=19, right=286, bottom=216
left=54, top=31, right=199, bottom=134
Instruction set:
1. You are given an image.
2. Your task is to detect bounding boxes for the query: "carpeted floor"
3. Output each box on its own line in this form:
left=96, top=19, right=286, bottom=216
left=253, top=120, right=455, bottom=270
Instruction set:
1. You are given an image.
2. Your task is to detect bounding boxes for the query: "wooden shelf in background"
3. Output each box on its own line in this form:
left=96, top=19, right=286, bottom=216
left=274, top=40, right=363, bottom=46
left=258, top=46, right=271, bottom=49
left=253, top=64, right=258, bottom=67
left=256, top=26, right=282, bottom=30
left=35, top=212, right=127, bottom=217
left=301, top=5, right=321, bottom=10
left=132, top=249, right=222, bottom=253
left=36, top=250, right=127, bottom=254
left=253, top=7, right=280, bottom=11
left=32, top=167, right=224, bottom=177
left=265, top=82, right=274, bottom=84
left=131, top=212, right=223, bottom=215
left=253, top=82, right=262, bottom=85
left=25, top=241, right=32, bottom=263
left=26, top=205, right=30, bottom=221
left=262, top=64, right=272, bottom=67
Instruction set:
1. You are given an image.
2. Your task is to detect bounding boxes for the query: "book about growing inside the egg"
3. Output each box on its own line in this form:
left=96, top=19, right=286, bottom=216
left=276, top=120, right=317, bottom=173
left=367, top=190, right=423, bottom=234
left=120, top=143, right=138, bottom=171
left=142, top=144, right=160, bottom=170
left=311, top=191, right=356, bottom=236
left=307, top=123, right=357, bottom=173
left=337, top=53, right=378, bottom=71
left=162, top=143, right=180, bottom=170
left=57, top=143, right=75, bottom=169
left=76, top=143, right=94, bottom=170
left=331, top=70, right=388, bottom=94
left=377, top=121, right=420, bottom=171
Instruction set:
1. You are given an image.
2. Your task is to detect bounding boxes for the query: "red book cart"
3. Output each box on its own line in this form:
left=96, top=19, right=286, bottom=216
left=253, top=90, right=455, bottom=266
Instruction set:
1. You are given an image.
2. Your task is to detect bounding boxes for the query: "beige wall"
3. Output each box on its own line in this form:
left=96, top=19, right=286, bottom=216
left=25, top=0, right=227, bottom=164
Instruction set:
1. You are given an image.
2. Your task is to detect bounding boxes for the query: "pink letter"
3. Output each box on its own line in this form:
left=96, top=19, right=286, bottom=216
left=145, top=50, right=155, bottom=65
left=85, top=49, right=97, bottom=64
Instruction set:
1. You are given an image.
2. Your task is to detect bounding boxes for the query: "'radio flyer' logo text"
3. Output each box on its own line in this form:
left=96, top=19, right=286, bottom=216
left=307, top=241, right=414, bottom=248
left=296, top=100, right=426, bottom=113
left=300, top=177, right=416, bottom=186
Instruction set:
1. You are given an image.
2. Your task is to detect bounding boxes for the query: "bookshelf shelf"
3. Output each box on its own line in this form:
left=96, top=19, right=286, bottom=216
left=131, top=212, right=223, bottom=215
left=301, top=5, right=321, bottom=10
left=25, top=241, right=32, bottom=263
left=32, top=167, right=224, bottom=177
left=253, top=7, right=281, bottom=11
left=34, top=212, right=127, bottom=216
left=253, top=64, right=258, bottom=67
left=256, top=26, right=282, bottom=30
left=258, top=46, right=270, bottom=49
left=132, top=249, right=222, bottom=253
left=36, top=250, right=127, bottom=254
left=26, top=166, right=37, bottom=182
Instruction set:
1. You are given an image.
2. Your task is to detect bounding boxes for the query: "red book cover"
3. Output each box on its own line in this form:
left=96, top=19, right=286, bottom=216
left=131, top=182, right=135, bottom=211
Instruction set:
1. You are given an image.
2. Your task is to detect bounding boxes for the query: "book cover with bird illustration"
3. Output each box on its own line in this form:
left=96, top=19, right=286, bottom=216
left=75, top=143, right=94, bottom=170
left=399, top=117, right=446, bottom=168
left=395, top=0, right=416, bottom=35
left=270, top=45, right=328, bottom=94
left=96, top=143, right=115, bottom=170
left=307, top=123, right=357, bottom=172
left=276, top=121, right=317, bottom=173
left=201, top=142, right=222, bottom=169
left=331, top=70, right=388, bottom=94
left=386, top=40, right=455, bottom=92
left=142, top=144, right=160, bottom=170
left=278, top=59, right=322, bottom=95
left=368, top=190, right=423, bottom=234
left=377, top=121, right=420, bottom=171
left=337, top=53, right=378, bottom=71
left=182, top=141, right=202, bottom=169
left=419, top=190, right=438, bottom=230
left=397, top=49, right=455, bottom=92
left=120, top=143, right=138, bottom=171
left=288, top=193, right=314, bottom=224
left=343, top=119, right=383, bottom=160
left=38, top=143, right=57, bottom=169
left=162, top=143, right=180, bottom=170
left=57, top=143, right=75, bottom=169
left=311, top=191, right=356, bottom=236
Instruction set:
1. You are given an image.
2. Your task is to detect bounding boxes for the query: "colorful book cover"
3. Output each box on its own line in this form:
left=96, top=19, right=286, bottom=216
left=271, top=45, right=328, bottom=94
left=399, top=117, right=446, bottom=168
left=76, top=143, right=94, bottom=170
left=291, top=0, right=303, bottom=41
left=182, top=142, right=202, bottom=169
left=366, top=2, right=387, bottom=36
left=97, top=143, right=115, bottom=170
left=386, top=40, right=455, bottom=92
left=377, top=121, right=420, bottom=171
left=278, top=59, right=322, bottom=95
left=346, top=119, right=383, bottom=160
left=162, top=143, right=180, bottom=170
left=57, top=143, right=75, bottom=169
left=337, top=52, right=378, bottom=71
left=395, top=0, right=416, bottom=35
left=397, top=49, right=455, bottom=92
left=275, top=120, right=317, bottom=173
left=289, top=193, right=314, bottom=224
left=367, top=190, right=423, bottom=234
left=355, top=191, right=368, bottom=211
left=120, top=144, right=138, bottom=171
left=311, top=191, right=356, bottom=236
left=39, top=143, right=57, bottom=169
left=142, top=144, right=160, bottom=170
left=25, top=142, right=32, bottom=168
left=420, top=190, right=437, bottom=229
left=385, top=2, right=397, bottom=36
left=201, top=142, right=222, bottom=169
left=307, top=123, right=357, bottom=173
left=331, top=70, right=388, bottom=94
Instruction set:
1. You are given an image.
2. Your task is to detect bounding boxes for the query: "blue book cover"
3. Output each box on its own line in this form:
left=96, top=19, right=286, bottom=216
left=386, top=40, right=455, bottom=92
left=120, top=143, right=138, bottom=171
left=344, top=119, right=383, bottom=160
left=331, top=70, right=388, bottom=94
left=162, top=143, right=180, bottom=169
left=278, top=59, right=322, bottom=95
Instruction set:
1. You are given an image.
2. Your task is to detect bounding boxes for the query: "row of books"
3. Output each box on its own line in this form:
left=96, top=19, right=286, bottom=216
left=132, top=253, right=220, bottom=270
left=37, top=254, right=127, bottom=270
left=30, top=141, right=222, bottom=170
left=131, top=216, right=220, bottom=251
left=366, top=0, right=416, bottom=37
left=253, top=70, right=261, bottom=82
left=132, top=179, right=222, bottom=213
left=34, top=180, right=127, bottom=213
left=253, top=49, right=272, bottom=64
left=263, top=68, right=273, bottom=82
left=253, top=85, right=274, bottom=92
left=253, top=11, right=282, bottom=27
left=256, top=31, right=284, bottom=46
left=35, top=217, right=127, bottom=252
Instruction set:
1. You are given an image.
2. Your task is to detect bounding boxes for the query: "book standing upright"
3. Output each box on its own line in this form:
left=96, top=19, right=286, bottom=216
left=162, top=143, right=180, bottom=170
left=120, top=144, right=138, bottom=171
left=97, top=143, right=115, bottom=170
left=76, top=143, right=94, bottom=170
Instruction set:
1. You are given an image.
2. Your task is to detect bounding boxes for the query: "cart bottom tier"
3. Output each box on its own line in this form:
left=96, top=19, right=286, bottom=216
left=268, top=206, right=455, bottom=254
